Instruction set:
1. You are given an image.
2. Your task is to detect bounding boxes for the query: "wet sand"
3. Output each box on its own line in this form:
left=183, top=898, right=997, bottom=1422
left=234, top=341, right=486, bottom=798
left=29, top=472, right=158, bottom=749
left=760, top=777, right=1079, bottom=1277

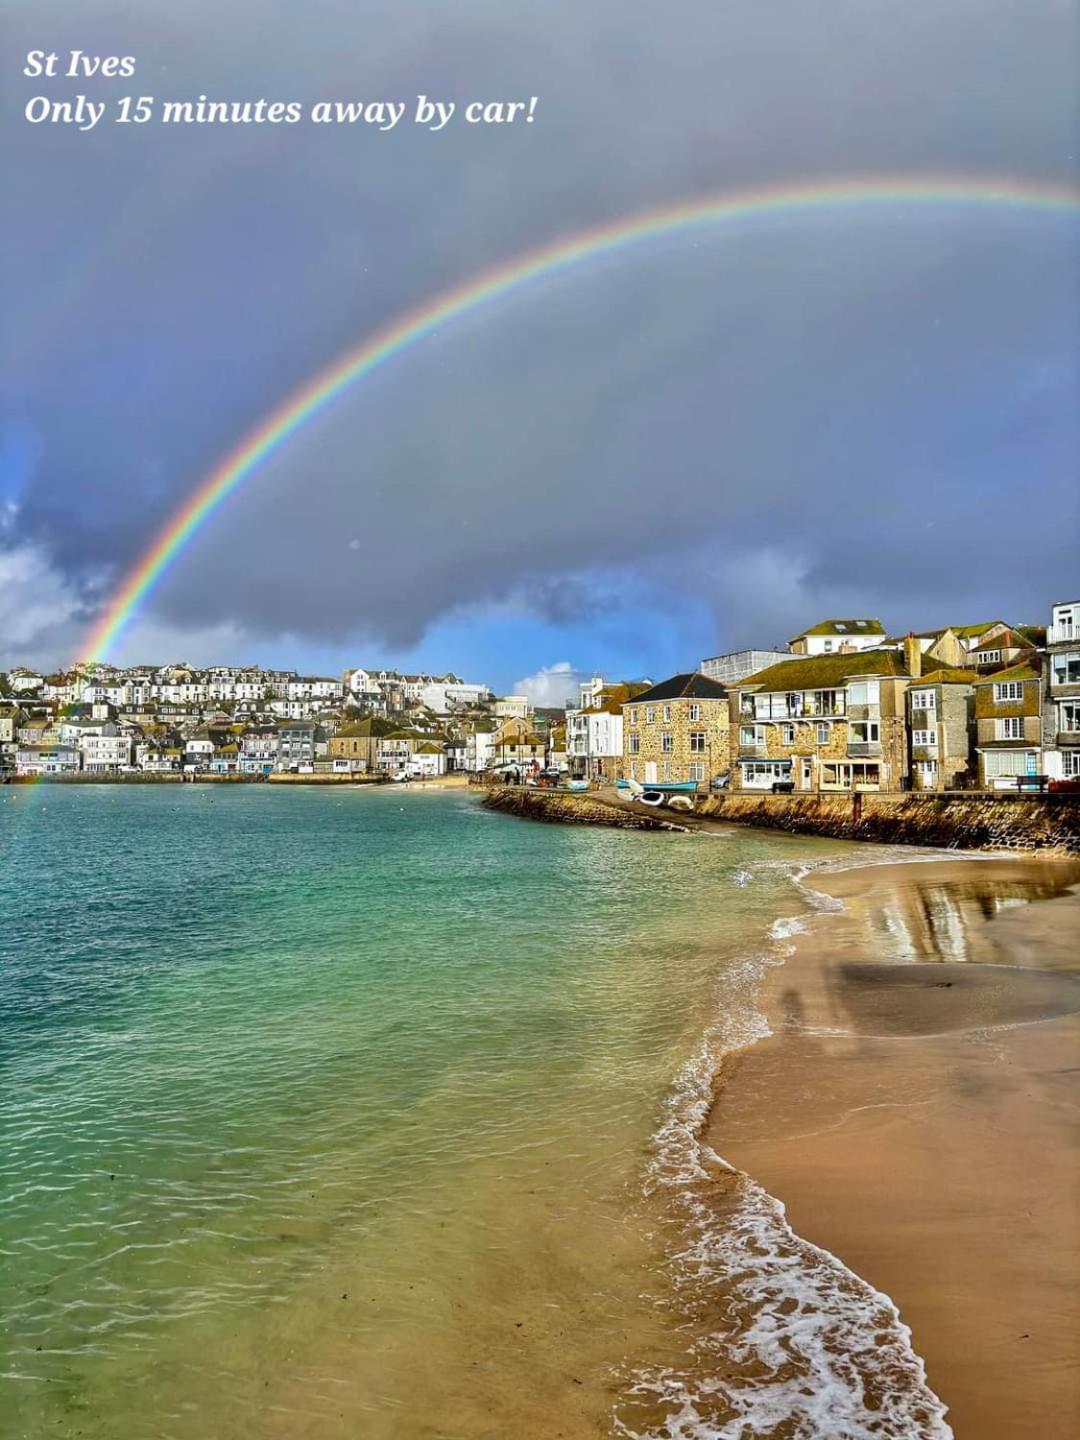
left=707, top=854, right=1080, bottom=1438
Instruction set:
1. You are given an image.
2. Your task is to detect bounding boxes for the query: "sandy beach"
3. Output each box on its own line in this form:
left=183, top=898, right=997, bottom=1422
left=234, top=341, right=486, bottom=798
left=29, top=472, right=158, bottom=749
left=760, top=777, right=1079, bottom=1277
left=706, top=852, right=1080, bottom=1439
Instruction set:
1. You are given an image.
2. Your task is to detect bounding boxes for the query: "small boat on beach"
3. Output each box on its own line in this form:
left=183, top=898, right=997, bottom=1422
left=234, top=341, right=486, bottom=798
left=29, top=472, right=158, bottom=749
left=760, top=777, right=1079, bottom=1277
left=564, top=779, right=590, bottom=792
left=616, top=778, right=698, bottom=794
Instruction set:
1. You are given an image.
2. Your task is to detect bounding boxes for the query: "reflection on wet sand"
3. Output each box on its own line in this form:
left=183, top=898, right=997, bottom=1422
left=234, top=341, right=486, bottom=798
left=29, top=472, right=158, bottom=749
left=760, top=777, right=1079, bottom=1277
left=706, top=855, right=1080, bottom=1440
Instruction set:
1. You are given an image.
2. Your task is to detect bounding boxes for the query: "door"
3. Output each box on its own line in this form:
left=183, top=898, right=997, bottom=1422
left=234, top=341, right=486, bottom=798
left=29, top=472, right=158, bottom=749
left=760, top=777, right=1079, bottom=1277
left=801, top=759, right=813, bottom=790
left=644, top=761, right=658, bottom=783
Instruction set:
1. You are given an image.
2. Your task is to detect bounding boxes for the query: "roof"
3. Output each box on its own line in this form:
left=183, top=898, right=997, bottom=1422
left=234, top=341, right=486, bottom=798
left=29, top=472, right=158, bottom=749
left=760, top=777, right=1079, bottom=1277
left=738, top=649, right=908, bottom=691
left=591, top=681, right=652, bottom=715
left=969, top=628, right=1037, bottom=654
left=790, top=618, right=885, bottom=639
left=974, top=662, right=1040, bottom=684
left=914, top=665, right=981, bottom=685
left=948, top=622, right=1002, bottom=638
left=624, top=673, right=729, bottom=704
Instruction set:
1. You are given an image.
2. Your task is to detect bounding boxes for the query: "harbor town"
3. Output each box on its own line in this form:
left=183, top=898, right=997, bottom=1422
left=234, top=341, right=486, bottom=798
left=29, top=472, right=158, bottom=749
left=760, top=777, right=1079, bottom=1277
left=3, top=599, right=1078, bottom=795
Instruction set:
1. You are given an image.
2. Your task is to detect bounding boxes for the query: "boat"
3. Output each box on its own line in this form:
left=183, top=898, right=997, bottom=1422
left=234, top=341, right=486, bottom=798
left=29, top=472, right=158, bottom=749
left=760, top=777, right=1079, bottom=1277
left=616, top=778, right=698, bottom=794
left=564, top=779, right=590, bottom=792
left=637, top=790, right=664, bottom=806
left=667, top=794, right=695, bottom=812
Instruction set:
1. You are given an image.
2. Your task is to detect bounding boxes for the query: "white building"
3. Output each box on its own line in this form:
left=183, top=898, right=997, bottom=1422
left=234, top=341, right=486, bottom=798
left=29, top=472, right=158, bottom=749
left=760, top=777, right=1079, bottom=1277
left=788, top=619, right=885, bottom=656
left=494, top=695, right=530, bottom=720
left=1044, top=599, right=1080, bottom=783
left=407, top=745, right=447, bottom=778
left=465, top=729, right=496, bottom=772
left=16, top=744, right=80, bottom=775
left=80, top=733, right=133, bottom=773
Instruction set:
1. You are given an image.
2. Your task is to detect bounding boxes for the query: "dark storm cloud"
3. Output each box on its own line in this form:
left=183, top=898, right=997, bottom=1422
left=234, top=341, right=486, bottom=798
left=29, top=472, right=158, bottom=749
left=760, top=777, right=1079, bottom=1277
left=3, top=0, right=1078, bottom=663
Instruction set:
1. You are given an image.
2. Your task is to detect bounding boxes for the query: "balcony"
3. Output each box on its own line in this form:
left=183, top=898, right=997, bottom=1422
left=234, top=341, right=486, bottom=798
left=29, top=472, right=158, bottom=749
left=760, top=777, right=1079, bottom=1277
left=1048, top=624, right=1079, bottom=646
left=847, top=742, right=882, bottom=758
left=1058, top=730, right=1080, bottom=748
left=739, top=742, right=769, bottom=760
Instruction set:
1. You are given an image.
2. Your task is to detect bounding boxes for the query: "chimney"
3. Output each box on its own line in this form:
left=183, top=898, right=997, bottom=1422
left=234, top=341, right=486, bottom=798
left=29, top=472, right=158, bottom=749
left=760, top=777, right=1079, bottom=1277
left=904, top=632, right=922, bottom=679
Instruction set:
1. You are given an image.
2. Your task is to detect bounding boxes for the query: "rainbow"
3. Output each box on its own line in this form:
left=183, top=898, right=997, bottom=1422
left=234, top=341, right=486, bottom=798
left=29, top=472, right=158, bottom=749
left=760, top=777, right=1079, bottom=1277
left=78, top=174, right=1079, bottom=665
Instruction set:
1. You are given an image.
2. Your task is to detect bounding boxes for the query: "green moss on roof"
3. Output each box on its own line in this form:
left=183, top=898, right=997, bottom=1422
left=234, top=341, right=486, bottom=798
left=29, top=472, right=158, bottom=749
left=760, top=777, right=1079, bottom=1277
left=975, top=662, right=1040, bottom=684
left=791, top=618, right=885, bottom=638
left=917, top=665, right=980, bottom=684
left=739, top=649, right=907, bottom=691
left=948, top=622, right=1002, bottom=638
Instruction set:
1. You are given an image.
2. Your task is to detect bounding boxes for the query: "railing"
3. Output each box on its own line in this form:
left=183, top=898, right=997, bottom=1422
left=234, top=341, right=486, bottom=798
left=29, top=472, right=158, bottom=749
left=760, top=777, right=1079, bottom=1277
left=1048, top=624, right=1078, bottom=645
left=738, top=743, right=770, bottom=759
left=847, top=742, right=882, bottom=758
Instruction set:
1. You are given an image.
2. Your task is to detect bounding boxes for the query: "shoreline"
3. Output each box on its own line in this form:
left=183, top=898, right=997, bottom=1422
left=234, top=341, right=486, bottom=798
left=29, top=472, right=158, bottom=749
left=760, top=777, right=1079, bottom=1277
left=697, top=849, right=1080, bottom=1438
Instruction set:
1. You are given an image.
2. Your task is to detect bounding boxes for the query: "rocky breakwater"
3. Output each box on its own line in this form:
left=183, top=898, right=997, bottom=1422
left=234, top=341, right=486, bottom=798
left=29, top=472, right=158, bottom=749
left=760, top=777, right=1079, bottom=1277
left=480, top=785, right=693, bottom=831
left=697, top=791, right=1080, bottom=853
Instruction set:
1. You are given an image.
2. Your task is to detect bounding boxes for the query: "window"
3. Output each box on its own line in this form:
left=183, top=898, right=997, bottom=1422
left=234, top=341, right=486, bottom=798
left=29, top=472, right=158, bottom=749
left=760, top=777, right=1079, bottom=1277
left=979, top=649, right=1002, bottom=665
left=1052, top=652, right=1080, bottom=687
left=816, top=723, right=830, bottom=745
left=1060, top=702, right=1080, bottom=733
left=689, top=704, right=701, bottom=722
left=912, top=729, right=937, bottom=747
left=645, top=707, right=656, bottom=723
left=739, top=760, right=791, bottom=785
left=663, top=705, right=672, bottom=722
left=741, top=725, right=762, bottom=747
left=996, top=717, right=1024, bottom=740
left=781, top=724, right=795, bottom=745
left=910, top=689, right=936, bottom=711
left=1064, top=753, right=1080, bottom=778
left=689, top=731, right=707, bottom=753
left=629, top=762, right=637, bottom=780
left=983, top=751, right=1036, bottom=779
left=661, top=732, right=674, bottom=753
left=662, top=762, right=671, bottom=780
left=821, top=761, right=881, bottom=789
left=627, top=709, right=637, bottom=726
left=851, top=720, right=880, bottom=744
left=993, top=681, right=1023, bottom=702
left=823, top=640, right=834, bottom=652
left=628, top=734, right=640, bottom=754
left=688, top=761, right=705, bottom=782
left=847, top=680, right=880, bottom=705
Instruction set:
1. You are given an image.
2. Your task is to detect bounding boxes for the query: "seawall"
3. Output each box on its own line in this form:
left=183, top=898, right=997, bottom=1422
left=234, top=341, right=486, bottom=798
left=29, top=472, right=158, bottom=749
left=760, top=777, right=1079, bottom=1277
left=698, top=791, right=1080, bottom=852
left=480, top=786, right=1080, bottom=853
left=479, top=786, right=692, bottom=831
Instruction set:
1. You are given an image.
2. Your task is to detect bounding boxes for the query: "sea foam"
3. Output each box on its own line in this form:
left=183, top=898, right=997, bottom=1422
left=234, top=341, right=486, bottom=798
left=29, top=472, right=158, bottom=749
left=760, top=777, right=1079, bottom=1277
left=618, top=859, right=953, bottom=1439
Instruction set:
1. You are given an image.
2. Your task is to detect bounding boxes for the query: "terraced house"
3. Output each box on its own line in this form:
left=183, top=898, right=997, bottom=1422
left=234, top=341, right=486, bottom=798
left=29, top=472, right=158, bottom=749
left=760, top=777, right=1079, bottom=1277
left=621, top=673, right=729, bottom=786
left=730, top=647, right=914, bottom=792
left=906, top=665, right=979, bottom=791
left=974, top=662, right=1043, bottom=788
left=1043, top=599, right=1080, bottom=784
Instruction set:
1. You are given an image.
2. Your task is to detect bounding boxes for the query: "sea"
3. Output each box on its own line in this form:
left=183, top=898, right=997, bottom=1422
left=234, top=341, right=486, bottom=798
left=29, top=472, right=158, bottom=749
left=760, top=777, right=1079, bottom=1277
left=0, top=783, right=949, bottom=1439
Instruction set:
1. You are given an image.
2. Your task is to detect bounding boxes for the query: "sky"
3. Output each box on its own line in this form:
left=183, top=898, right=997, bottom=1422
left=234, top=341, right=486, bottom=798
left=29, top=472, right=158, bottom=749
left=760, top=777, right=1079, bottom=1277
left=3, top=0, right=1078, bottom=702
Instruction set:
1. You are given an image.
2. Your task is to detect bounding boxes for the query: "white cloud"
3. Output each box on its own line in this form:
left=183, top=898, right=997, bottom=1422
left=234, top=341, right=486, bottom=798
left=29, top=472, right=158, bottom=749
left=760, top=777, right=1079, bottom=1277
left=0, top=542, right=87, bottom=665
left=513, top=660, right=582, bottom=708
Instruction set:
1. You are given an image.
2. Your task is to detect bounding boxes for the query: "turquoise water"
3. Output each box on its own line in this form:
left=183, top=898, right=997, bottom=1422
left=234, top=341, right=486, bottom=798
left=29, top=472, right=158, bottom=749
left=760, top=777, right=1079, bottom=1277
left=1, top=784, right=845, bottom=1439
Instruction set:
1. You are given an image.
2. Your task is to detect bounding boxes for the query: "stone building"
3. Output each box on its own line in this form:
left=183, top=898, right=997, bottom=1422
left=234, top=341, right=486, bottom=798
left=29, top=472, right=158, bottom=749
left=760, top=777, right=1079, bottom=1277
left=973, top=662, right=1043, bottom=788
left=621, top=673, right=730, bottom=787
left=728, top=646, right=914, bottom=792
left=906, top=666, right=979, bottom=791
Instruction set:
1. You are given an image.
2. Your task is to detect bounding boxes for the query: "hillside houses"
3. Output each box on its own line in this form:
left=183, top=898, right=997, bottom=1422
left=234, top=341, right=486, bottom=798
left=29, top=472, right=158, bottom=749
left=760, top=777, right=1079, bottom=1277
left=3, top=599, right=1077, bottom=791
